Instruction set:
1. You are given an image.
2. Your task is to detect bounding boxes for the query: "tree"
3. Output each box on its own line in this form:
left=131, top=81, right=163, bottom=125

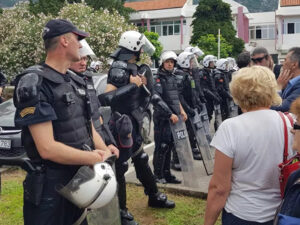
left=191, top=0, right=244, bottom=57
left=0, top=3, right=138, bottom=79
left=196, top=34, right=232, bottom=58
left=143, top=31, right=163, bottom=60
left=29, top=0, right=69, bottom=15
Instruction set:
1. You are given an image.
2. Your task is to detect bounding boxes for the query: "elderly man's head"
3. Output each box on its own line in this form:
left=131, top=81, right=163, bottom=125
left=230, top=66, right=281, bottom=111
left=283, top=47, right=300, bottom=77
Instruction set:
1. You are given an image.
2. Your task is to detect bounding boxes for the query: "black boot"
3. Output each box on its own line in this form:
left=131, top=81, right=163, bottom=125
left=148, top=192, right=175, bottom=208
left=164, top=150, right=181, bottom=184
left=120, top=209, right=139, bottom=225
left=153, top=143, right=168, bottom=184
left=192, top=148, right=202, bottom=160
left=171, top=149, right=181, bottom=171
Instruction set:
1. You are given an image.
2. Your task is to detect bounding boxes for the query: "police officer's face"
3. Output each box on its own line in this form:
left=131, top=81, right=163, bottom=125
left=70, top=56, right=88, bottom=73
left=65, top=33, right=82, bottom=62
left=163, top=59, right=174, bottom=71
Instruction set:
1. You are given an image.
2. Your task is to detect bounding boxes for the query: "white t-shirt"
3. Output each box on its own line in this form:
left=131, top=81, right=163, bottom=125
left=211, top=109, right=294, bottom=222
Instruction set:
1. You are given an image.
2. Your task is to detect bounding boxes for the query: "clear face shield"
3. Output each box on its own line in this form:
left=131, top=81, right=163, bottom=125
left=142, top=36, right=156, bottom=56
left=190, top=55, right=200, bottom=69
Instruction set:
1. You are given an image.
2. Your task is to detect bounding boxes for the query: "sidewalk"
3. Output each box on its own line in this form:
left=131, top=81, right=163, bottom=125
left=125, top=142, right=212, bottom=199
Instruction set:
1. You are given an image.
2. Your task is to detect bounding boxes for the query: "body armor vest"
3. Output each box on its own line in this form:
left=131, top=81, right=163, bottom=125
left=18, top=65, right=94, bottom=162
left=156, top=69, right=181, bottom=115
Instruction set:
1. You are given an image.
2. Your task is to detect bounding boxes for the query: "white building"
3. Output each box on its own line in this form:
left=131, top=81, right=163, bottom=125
left=124, top=0, right=249, bottom=54
left=276, top=0, right=300, bottom=61
left=246, top=12, right=277, bottom=60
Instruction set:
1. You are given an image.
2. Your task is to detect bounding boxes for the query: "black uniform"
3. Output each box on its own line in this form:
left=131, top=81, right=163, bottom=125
left=199, top=68, right=221, bottom=121
left=152, top=68, right=181, bottom=183
left=77, top=70, right=117, bottom=147
left=213, top=69, right=232, bottom=121
left=14, top=64, right=92, bottom=225
left=100, top=59, right=175, bottom=224
left=175, top=67, right=202, bottom=159
left=0, top=69, right=7, bottom=103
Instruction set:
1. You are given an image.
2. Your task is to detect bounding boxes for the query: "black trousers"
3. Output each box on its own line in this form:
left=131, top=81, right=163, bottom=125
left=115, top=117, right=158, bottom=210
left=23, top=166, right=87, bottom=225
left=153, top=118, right=173, bottom=178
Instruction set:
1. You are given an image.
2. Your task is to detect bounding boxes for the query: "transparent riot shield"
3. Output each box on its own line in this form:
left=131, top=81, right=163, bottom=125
left=214, top=104, right=222, bottom=129
left=228, top=99, right=238, bottom=118
left=170, top=117, right=202, bottom=188
left=87, top=194, right=121, bottom=225
left=199, top=103, right=212, bottom=143
left=189, top=110, right=214, bottom=175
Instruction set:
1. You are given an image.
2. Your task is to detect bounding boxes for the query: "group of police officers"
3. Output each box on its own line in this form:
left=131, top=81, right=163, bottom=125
left=10, top=18, right=237, bottom=225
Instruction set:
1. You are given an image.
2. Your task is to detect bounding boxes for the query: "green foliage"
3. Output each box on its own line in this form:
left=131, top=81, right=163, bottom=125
left=84, top=0, right=134, bottom=21
left=144, top=31, right=163, bottom=60
left=0, top=8, right=3, bottom=14
left=191, top=0, right=244, bottom=57
left=196, top=34, right=232, bottom=58
left=0, top=2, right=137, bottom=79
left=29, top=0, right=67, bottom=16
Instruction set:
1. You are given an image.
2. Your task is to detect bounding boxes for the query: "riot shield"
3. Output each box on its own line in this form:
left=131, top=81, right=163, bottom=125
left=199, top=103, right=212, bottom=143
left=227, top=99, right=238, bottom=118
left=87, top=194, right=121, bottom=225
left=170, top=117, right=202, bottom=188
left=189, top=110, right=214, bottom=175
left=214, top=104, right=222, bottom=129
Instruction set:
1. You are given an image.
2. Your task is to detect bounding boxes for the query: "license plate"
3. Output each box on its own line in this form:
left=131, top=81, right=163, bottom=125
left=0, top=139, right=11, bottom=149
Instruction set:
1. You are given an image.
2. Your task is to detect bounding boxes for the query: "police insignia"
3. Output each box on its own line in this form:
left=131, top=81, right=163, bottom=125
left=20, top=107, right=36, bottom=118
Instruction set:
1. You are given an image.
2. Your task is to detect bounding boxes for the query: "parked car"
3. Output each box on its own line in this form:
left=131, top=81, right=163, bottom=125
left=0, top=73, right=152, bottom=164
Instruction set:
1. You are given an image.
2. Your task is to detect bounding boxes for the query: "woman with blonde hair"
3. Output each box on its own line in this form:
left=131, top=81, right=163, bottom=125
left=204, top=66, right=294, bottom=225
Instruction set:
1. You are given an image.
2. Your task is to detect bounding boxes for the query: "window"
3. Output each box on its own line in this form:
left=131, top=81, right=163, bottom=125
left=249, top=25, right=275, bottom=40
left=288, top=23, right=295, bottom=34
left=150, top=19, right=186, bottom=36
left=296, top=23, right=300, bottom=33
left=256, top=26, right=262, bottom=39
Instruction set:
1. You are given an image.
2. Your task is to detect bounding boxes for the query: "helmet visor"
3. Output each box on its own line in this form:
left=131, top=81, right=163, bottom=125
left=142, top=36, right=156, bottom=56
left=191, top=55, right=200, bottom=68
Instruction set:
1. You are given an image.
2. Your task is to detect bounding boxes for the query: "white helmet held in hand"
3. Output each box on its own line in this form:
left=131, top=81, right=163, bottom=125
left=159, top=51, right=177, bottom=66
left=57, top=159, right=117, bottom=209
left=203, top=55, right=217, bottom=68
left=216, top=58, right=229, bottom=71
left=119, top=30, right=155, bottom=56
left=226, top=57, right=237, bottom=71
left=177, top=52, right=195, bottom=69
left=184, top=46, right=204, bottom=57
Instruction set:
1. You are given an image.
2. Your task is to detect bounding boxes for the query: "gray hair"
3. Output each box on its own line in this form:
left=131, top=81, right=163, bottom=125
left=288, top=47, right=300, bottom=69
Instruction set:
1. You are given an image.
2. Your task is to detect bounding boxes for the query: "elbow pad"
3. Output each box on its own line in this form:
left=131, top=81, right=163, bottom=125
left=152, top=94, right=172, bottom=117
left=98, top=83, right=138, bottom=106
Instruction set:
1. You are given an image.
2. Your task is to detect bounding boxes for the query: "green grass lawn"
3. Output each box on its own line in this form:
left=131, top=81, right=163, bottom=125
left=0, top=169, right=221, bottom=225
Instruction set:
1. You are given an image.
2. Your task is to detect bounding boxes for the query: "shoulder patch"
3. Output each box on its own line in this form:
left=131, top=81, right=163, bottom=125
left=156, top=78, right=160, bottom=83
left=20, top=107, right=36, bottom=118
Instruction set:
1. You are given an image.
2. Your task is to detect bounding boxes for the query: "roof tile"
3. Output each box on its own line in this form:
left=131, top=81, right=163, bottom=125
left=281, top=0, right=300, bottom=6
left=124, top=0, right=187, bottom=11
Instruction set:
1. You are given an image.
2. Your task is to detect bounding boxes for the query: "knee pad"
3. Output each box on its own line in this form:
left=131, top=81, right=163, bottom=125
left=134, top=151, right=149, bottom=165
left=116, top=161, right=129, bottom=176
left=160, top=143, right=169, bottom=152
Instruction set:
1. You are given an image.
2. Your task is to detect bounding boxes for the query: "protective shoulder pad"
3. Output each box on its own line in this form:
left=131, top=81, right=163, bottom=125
left=107, top=61, right=129, bottom=88
left=14, top=72, right=43, bottom=108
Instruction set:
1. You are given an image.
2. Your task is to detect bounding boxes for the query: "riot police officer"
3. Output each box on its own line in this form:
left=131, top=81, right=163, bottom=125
left=214, top=58, right=232, bottom=121
left=70, top=39, right=119, bottom=153
left=152, top=51, right=186, bottom=184
left=13, top=19, right=115, bottom=225
left=175, top=52, right=203, bottom=160
left=99, top=31, right=175, bottom=225
left=200, top=55, right=221, bottom=121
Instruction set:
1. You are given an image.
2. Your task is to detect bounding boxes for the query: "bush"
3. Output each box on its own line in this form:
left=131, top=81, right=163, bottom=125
left=0, top=3, right=139, bottom=80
